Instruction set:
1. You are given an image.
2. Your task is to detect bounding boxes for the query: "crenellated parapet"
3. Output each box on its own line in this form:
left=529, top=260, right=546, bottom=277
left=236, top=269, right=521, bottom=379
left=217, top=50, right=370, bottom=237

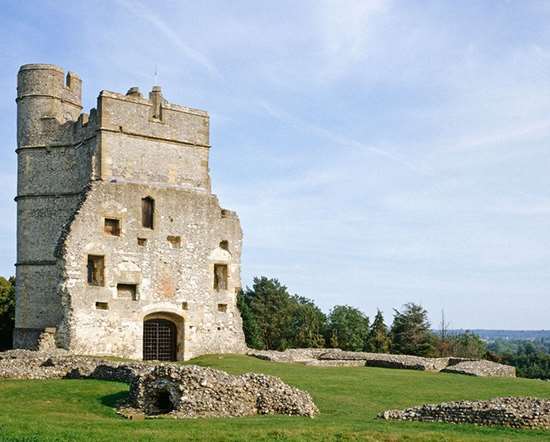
left=97, top=88, right=209, bottom=148
left=17, top=64, right=83, bottom=148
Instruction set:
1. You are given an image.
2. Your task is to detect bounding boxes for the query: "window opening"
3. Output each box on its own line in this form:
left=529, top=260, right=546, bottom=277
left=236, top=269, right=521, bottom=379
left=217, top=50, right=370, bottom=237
left=87, top=255, right=104, bottom=286
left=104, top=218, right=120, bottom=236
left=167, top=236, right=181, bottom=248
left=213, top=264, right=228, bottom=291
left=117, top=283, right=137, bottom=300
left=142, top=197, right=155, bottom=229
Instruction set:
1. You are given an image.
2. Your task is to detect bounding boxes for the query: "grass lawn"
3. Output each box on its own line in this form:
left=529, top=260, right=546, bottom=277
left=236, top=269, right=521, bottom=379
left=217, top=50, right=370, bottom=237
left=0, top=354, right=549, bottom=441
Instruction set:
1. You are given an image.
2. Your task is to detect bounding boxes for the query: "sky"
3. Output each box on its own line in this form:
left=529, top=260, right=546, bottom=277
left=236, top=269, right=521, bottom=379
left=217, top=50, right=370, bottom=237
left=0, top=0, right=549, bottom=329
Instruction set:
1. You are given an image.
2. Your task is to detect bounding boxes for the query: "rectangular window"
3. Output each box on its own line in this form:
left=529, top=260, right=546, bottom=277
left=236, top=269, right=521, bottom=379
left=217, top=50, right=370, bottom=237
left=213, top=264, right=228, bottom=291
left=217, top=303, right=228, bottom=313
left=104, top=218, right=120, bottom=236
left=137, top=238, right=147, bottom=246
left=95, top=302, right=109, bottom=310
left=181, top=302, right=188, bottom=310
left=142, top=197, right=154, bottom=229
left=117, top=283, right=137, bottom=300
left=87, top=255, right=104, bottom=286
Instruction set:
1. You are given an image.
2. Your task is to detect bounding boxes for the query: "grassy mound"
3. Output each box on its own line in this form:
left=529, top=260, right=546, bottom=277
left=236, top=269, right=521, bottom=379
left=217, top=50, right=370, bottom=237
left=0, top=354, right=549, bottom=441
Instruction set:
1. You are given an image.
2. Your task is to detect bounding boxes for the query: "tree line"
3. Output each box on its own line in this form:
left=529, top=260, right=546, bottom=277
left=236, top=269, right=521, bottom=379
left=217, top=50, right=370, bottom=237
left=238, top=276, right=486, bottom=359
left=1, top=274, right=547, bottom=379
left=487, top=339, right=550, bottom=380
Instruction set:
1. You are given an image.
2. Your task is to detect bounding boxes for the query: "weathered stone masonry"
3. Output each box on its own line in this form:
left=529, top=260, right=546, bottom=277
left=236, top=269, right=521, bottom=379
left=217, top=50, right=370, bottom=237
left=14, top=63, right=247, bottom=360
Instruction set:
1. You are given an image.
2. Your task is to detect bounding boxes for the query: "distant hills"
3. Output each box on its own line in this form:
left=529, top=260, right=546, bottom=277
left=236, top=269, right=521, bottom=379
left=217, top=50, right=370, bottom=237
left=444, top=329, right=550, bottom=342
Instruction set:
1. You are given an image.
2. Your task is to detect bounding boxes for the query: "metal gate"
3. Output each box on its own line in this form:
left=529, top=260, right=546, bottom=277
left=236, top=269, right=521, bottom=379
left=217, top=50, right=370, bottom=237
left=143, top=319, right=177, bottom=361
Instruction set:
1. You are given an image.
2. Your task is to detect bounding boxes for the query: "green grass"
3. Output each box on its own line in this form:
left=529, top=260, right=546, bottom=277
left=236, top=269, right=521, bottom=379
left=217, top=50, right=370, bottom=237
left=1, top=354, right=550, bottom=441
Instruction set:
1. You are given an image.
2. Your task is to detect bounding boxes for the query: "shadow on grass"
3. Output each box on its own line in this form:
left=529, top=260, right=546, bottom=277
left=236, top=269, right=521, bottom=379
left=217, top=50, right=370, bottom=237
left=100, top=390, right=128, bottom=409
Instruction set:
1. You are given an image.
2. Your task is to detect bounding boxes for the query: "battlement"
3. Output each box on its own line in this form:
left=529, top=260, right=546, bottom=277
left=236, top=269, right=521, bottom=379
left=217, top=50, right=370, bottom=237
left=17, top=64, right=83, bottom=148
left=17, top=64, right=210, bottom=149
left=97, top=87, right=209, bottom=147
left=16, top=63, right=212, bottom=193
left=17, top=64, right=82, bottom=109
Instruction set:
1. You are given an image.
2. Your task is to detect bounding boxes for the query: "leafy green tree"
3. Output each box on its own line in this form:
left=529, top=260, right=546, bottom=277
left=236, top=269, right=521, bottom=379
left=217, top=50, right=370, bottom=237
left=390, top=303, right=436, bottom=357
left=0, top=276, right=15, bottom=351
left=449, top=332, right=487, bottom=359
left=326, top=305, right=369, bottom=351
left=239, top=277, right=328, bottom=350
left=243, top=277, right=294, bottom=350
left=290, top=296, right=326, bottom=348
left=365, top=309, right=391, bottom=353
left=236, top=290, right=263, bottom=349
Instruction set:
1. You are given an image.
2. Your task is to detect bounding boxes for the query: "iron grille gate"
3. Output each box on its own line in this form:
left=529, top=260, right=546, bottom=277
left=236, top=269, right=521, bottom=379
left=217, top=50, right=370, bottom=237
left=143, top=319, right=177, bottom=361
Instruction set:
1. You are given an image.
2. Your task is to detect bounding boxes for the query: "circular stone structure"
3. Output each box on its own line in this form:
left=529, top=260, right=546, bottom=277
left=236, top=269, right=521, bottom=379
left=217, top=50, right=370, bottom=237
left=122, top=365, right=319, bottom=418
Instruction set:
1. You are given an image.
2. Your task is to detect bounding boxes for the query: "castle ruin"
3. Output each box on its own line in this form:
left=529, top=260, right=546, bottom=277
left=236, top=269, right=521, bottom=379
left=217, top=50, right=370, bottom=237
left=14, top=63, right=246, bottom=360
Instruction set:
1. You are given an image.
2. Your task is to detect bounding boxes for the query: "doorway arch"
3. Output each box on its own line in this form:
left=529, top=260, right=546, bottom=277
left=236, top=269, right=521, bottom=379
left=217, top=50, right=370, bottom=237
left=143, top=318, right=177, bottom=361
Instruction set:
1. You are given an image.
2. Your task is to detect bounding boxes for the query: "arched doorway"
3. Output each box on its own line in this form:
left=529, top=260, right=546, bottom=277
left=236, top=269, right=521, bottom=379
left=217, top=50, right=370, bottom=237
left=143, top=318, right=177, bottom=361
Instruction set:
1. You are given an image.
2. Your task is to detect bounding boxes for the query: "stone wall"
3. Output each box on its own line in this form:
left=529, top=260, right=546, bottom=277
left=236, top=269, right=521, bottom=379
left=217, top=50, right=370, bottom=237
left=247, top=348, right=515, bottom=377
left=59, top=181, right=245, bottom=359
left=0, top=350, right=318, bottom=419
left=379, top=397, right=550, bottom=429
left=442, top=360, right=516, bottom=377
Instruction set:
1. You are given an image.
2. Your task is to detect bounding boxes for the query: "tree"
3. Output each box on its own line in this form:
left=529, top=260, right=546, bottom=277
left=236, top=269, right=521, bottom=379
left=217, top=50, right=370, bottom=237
left=243, top=277, right=294, bottom=350
left=0, top=276, right=15, bottom=351
left=436, top=309, right=452, bottom=356
left=289, top=296, right=326, bottom=348
left=390, top=303, right=436, bottom=357
left=365, top=309, right=391, bottom=353
left=238, top=277, right=328, bottom=350
left=448, top=331, right=487, bottom=359
left=326, top=305, right=369, bottom=351
left=236, top=290, right=263, bottom=349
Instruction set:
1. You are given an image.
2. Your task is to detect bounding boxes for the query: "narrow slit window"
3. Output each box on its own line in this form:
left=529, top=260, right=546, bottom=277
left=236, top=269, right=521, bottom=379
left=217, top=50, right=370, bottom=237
left=142, top=197, right=155, bottom=229
left=213, top=264, right=228, bottom=291
left=117, top=283, right=137, bottom=300
left=104, top=218, right=120, bottom=236
left=87, top=255, right=104, bottom=286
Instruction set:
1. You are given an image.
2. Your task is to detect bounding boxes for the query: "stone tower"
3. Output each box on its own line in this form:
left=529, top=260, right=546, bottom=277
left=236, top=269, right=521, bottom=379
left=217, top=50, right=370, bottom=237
left=14, top=64, right=246, bottom=360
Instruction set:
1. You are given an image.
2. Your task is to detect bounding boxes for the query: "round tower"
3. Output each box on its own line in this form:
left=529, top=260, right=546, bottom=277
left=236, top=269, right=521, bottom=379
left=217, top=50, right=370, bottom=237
left=17, top=64, right=82, bottom=148
left=14, top=64, right=82, bottom=350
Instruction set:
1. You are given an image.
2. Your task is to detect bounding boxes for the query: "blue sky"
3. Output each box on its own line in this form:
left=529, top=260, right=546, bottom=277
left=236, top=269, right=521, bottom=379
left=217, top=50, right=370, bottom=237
left=1, top=0, right=549, bottom=329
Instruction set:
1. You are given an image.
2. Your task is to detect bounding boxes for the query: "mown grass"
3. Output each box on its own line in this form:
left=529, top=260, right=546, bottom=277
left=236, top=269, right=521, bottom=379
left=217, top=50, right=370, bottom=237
left=0, top=354, right=549, bottom=441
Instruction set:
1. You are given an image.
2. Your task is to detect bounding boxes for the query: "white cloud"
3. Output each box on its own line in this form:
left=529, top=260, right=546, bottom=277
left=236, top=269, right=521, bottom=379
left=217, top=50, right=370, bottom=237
left=114, top=0, right=221, bottom=79
left=315, top=0, right=392, bottom=79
